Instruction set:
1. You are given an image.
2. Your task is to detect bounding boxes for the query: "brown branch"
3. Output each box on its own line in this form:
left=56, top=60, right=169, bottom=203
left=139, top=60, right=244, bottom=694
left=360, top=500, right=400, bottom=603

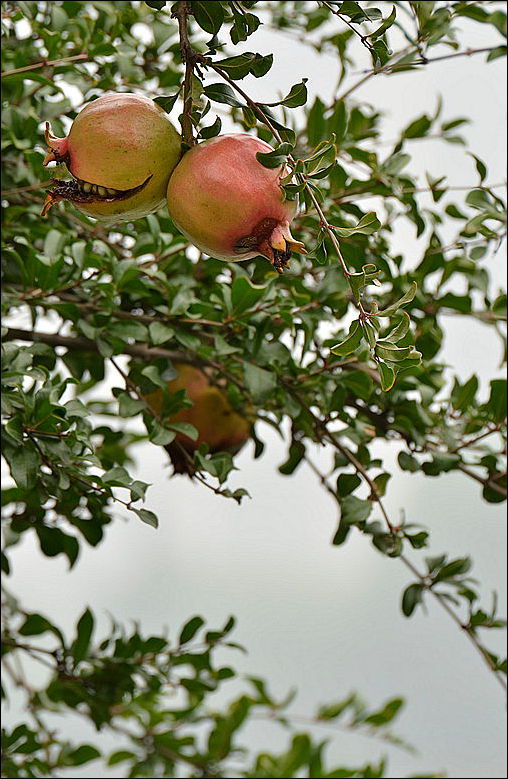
left=450, top=426, right=503, bottom=454
left=333, top=182, right=507, bottom=206
left=1, top=181, right=52, bottom=196
left=356, top=46, right=503, bottom=76
left=173, top=1, right=197, bottom=146
left=3, top=327, right=200, bottom=366
left=457, top=464, right=507, bottom=498
left=1, top=53, right=89, bottom=78
left=284, top=382, right=507, bottom=691
left=320, top=0, right=373, bottom=52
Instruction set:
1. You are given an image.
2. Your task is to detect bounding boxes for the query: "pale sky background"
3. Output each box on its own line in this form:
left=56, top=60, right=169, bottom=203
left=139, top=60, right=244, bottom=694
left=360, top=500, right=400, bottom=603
left=2, top=4, right=507, bottom=778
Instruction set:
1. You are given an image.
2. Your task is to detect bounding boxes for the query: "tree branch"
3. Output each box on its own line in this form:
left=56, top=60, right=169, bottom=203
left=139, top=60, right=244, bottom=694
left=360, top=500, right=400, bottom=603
left=284, top=382, right=507, bottom=691
left=173, top=1, right=198, bottom=146
left=1, top=53, right=89, bottom=78
left=356, top=46, right=503, bottom=76
left=3, top=327, right=200, bottom=366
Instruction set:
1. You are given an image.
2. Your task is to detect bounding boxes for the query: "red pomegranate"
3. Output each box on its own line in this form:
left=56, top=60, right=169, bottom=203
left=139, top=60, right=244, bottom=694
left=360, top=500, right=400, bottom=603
left=144, top=363, right=251, bottom=474
left=166, top=134, right=306, bottom=272
left=42, top=93, right=181, bottom=223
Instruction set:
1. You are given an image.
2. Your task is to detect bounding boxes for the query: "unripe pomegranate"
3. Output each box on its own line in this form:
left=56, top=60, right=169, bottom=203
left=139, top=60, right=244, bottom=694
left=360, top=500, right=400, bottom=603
left=42, top=93, right=182, bottom=223
left=166, top=134, right=307, bottom=272
left=144, top=363, right=250, bottom=474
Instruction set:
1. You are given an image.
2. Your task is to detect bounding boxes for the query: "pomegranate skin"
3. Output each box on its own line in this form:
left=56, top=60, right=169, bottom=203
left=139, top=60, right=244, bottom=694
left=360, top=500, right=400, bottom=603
left=144, top=363, right=250, bottom=474
left=42, top=93, right=182, bottom=223
left=166, top=134, right=306, bottom=272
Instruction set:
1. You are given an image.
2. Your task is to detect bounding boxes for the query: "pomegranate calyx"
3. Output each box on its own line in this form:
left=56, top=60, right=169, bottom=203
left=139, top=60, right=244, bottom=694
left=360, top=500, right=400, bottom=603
left=234, top=217, right=307, bottom=273
left=43, top=122, right=70, bottom=166
left=41, top=174, right=153, bottom=217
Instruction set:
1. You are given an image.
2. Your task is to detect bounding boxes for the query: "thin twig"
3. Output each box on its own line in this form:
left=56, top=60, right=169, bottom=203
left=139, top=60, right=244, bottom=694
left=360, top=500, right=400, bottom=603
left=457, top=464, right=506, bottom=498
left=320, top=0, right=373, bottom=53
left=356, top=46, right=502, bottom=76
left=1, top=53, right=89, bottom=78
left=285, top=382, right=507, bottom=691
left=333, top=182, right=507, bottom=206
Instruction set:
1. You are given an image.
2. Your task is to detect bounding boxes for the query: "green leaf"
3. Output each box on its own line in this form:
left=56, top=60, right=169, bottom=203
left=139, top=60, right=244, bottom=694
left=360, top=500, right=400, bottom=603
left=230, top=10, right=260, bottom=44
left=332, top=517, right=351, bottom=546
left=451, top=375, right=478, bottom=412
left=203, top=83, right=243, bottom=107
left=406, top=531, right=429, bottom=549
left=191, top=0, right=224, bottom=34
left=369, top=5, right=397, bottom=39
left=487, top=45, right=507, bottom=61
left=279, top=440, right=306, bottom=475
left=317, top=694, right=356, bottom=720
left=422, top=452, right=460, bottom=475
left=154, top=92, right=180, bottom=113
left=382, top=152, right=410, bottom=175
left=118, top=393, right=147, bottom=418
left=364, top=697, right=404, bottom=725
left=341, top=371, right=373, bottom=402
left=147, top=420, right=177, bottom=446
left=6, top=446, right=40, bottom=490
left=307, top=97, right=327, bottom=146
left=19, top=614, right=58, bottom=637
left=330, top=320, right=364, bottom=356
left=383, top=312, right=411, bottom=342
left=276, top=79, right=309, bottom=108
left=242, top=106, right=257, bottom=128
left=469, top=153, right=487, bottom=183
left=132, top=508, right=159, bottom=529
left=402, top=583, right=424, bottom=617
left=231, top=276, right=266, bottom=315
left=179, top=616, right=205, bottom=645
left=243, top=363, right=276, bottom=403
left=256, top=142, right=293, bottom=168
left=403, top=114, right=432, bottom=138
left=331, top=211, right=380, bottom=238
left=377, top=360, right=396, bottom=391
left=63, top=745, right=101, bottom=766
left=375, top=343, right=415, bottom=362
left=337, top=473, right=361, bottom=496
left=169, top=421, right=198, bottom=440
left=376, top=282, right=418, bottom=316
left=398, top=451, right=419, bottom=472
left=108, top=751, right=136, bottom=766
left=340, top=495, right=372, bottom=525
left=485, top=379, right=507, bottom=423
left=198, top=115, right=222, bottom=139
left=433, top=557, right=472, bottom=582
left=373, top=472, right=391, bottom=497
left=71, top=608, right=94, bottom=665
left=214, top=53, right=273, bottom=79
left=148, top=321, right=175, bottom=346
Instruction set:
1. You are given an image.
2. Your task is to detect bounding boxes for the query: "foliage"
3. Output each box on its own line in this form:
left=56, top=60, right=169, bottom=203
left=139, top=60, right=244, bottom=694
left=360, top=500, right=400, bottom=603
left=1, top=0, right=506, bottom=776
left=2, top=599, right=422, bottom=777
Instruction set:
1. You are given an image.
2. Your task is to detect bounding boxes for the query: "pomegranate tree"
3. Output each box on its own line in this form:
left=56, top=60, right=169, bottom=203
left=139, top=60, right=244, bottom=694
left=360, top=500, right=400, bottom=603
left=42, top=93, right=181, bottom=223
left=166, top=134, right=306, bottom=272
left=144, top=363, right=250, bottom=474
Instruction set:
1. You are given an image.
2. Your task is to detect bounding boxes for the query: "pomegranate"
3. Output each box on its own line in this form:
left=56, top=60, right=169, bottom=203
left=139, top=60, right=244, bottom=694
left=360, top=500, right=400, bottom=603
left=144, top=363, right=250, bottom=474
left=42, top=93, right=181, bottom=222
left=166, top=134, right=306, bottom=272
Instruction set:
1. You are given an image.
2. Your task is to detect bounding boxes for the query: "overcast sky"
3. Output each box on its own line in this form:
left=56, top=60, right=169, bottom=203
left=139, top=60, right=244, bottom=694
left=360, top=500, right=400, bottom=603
left=3, top=5, right=507, bottom=778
